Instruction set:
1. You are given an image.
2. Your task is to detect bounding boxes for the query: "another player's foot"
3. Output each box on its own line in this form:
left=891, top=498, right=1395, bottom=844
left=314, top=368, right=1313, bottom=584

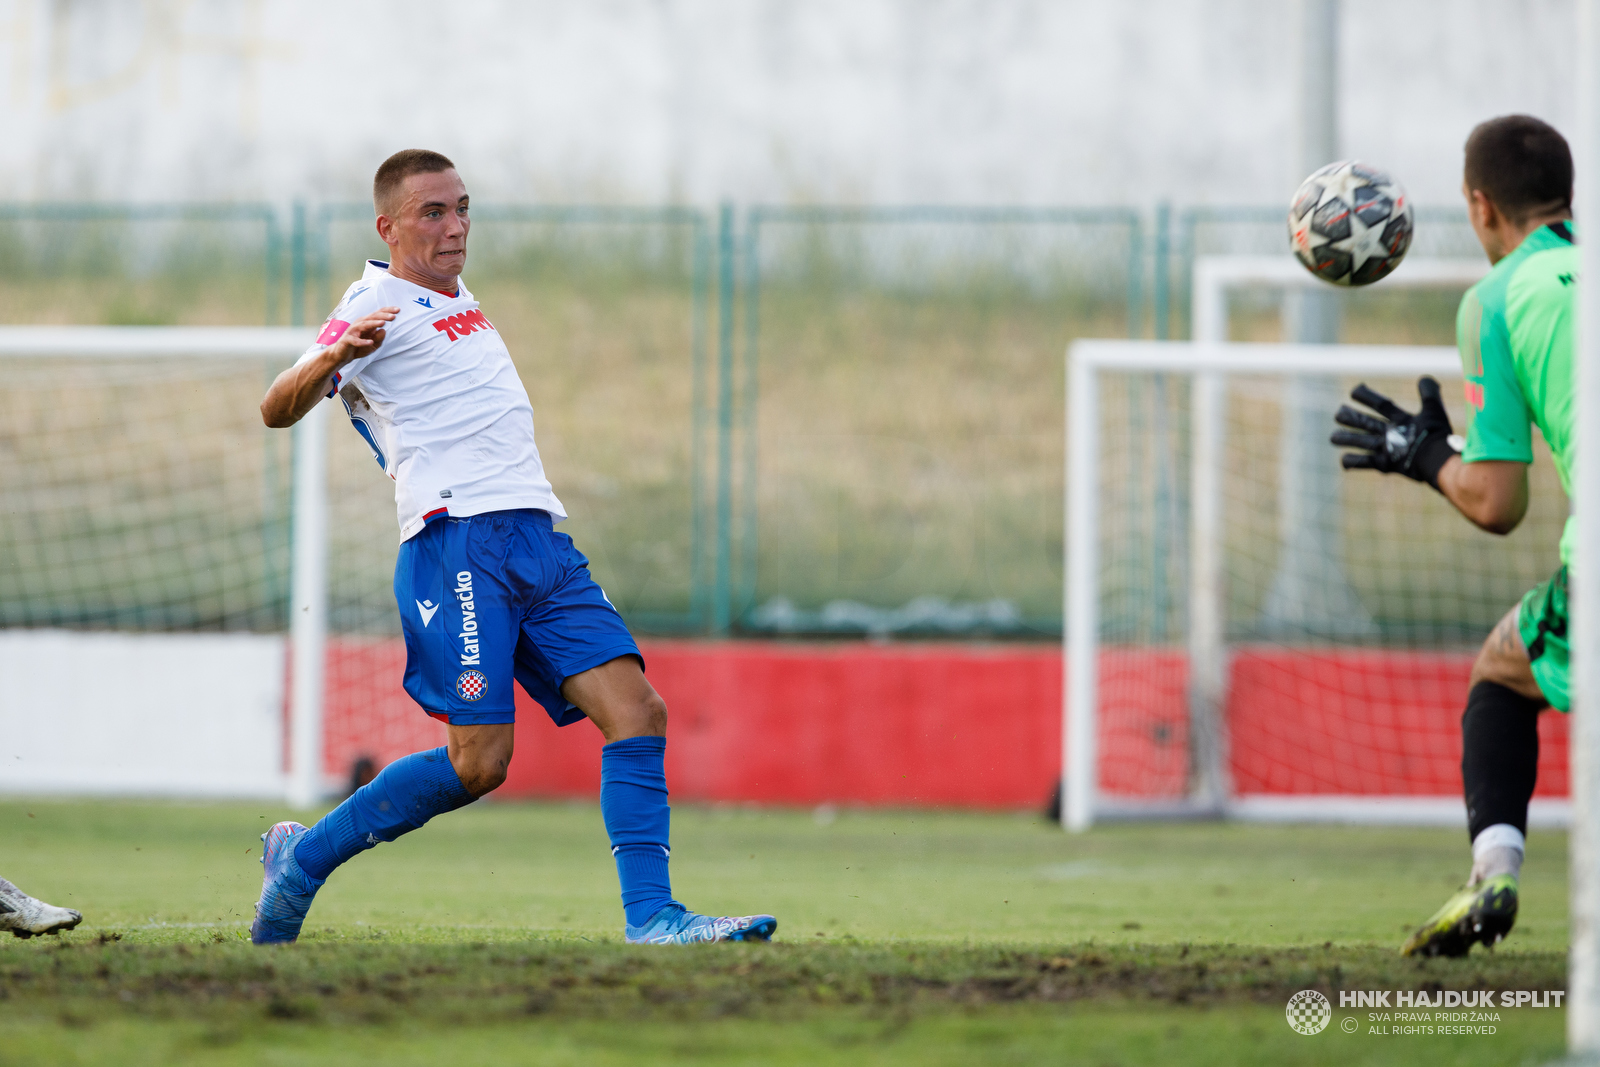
left=1401, top=874, right=1518, bottom=958
left=625, top=903, right=777, bottom=945
left=251, top=822, right=323, bottom=946
left=0, top=876, right=82, bottom=938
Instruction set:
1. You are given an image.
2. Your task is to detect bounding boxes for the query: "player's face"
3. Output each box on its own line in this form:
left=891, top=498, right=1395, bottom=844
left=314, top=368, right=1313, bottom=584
left=382, top=170, right=471, bottom=284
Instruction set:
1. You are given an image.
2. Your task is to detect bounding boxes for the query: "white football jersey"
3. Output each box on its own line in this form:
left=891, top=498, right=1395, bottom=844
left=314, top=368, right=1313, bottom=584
left=295, top=259, right=566, bottom=540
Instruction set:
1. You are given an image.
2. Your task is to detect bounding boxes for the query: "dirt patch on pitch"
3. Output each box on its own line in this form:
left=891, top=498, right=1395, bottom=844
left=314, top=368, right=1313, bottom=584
left=0, top=937, right=1567, bottom=1026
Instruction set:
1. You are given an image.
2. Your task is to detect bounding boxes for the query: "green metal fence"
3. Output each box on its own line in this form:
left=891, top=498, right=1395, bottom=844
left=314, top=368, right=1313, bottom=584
left=0, top=199, right=1490, bottom=640
left=0, top=202, right=293, bottom=633
left=0, top=202, right=286, bottom=326
left=728, top=205, right=1144, bottom=637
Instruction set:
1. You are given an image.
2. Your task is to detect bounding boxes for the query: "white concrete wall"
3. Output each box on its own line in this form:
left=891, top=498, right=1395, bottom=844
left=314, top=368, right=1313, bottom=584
left=0, top=0, right=1575, bottom=208
left=0, top=631, right=285, bottom=798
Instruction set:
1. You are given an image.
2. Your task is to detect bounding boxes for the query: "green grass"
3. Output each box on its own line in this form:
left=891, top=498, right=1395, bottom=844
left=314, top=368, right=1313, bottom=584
left=0, top=799, right=1574, bottom=1064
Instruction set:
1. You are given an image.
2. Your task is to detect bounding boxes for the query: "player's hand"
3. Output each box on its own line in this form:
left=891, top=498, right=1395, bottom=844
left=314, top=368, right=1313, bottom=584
left=1330, top=376, right=1460, bottom=490
left=326, top=307, right=400, bottom=367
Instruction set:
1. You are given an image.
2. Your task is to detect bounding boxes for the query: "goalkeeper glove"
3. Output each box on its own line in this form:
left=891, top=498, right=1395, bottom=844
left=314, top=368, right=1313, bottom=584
left=1330, top=376, right=1460, bottom=490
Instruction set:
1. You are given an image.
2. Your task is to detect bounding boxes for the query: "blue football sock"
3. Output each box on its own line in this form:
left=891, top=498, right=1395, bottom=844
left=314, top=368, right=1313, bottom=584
left=601, top=735, right=675, bottom=927
left=293, top=746, right=475, bottom=882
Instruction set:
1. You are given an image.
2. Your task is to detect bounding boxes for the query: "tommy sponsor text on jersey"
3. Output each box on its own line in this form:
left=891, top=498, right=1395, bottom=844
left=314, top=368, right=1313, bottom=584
left=295, top=260, right=566, bottom=540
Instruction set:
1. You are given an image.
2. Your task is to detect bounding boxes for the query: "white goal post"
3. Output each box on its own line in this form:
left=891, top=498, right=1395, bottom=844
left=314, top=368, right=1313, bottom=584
left=0, top=326, right=318, bottom=804
left=1066, top=338, right=1458, bottom=832
left=1573, top=0, right=1600, bottom=1049
left=1061, top=255, right=1528, bottom=833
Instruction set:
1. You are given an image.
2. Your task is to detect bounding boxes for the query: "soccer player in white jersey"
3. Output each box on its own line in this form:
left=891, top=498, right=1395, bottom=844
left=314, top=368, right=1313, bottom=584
left=252, top=149, right=775, bottom=946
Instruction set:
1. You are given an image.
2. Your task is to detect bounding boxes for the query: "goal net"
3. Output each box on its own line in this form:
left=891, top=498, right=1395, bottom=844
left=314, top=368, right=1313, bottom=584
left=1064, top=274, right=1573, bottom=829
left=0, top=328, right=311, bottom=796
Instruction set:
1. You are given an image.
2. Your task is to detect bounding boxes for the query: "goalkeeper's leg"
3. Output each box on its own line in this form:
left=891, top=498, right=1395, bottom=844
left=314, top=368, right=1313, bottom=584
left=1403, top=592, right=1556, bottom=957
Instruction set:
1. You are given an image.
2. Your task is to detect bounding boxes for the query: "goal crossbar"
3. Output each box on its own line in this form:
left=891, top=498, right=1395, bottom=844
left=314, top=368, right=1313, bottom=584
left=1064, top=338, right=1465, bottom=832
left=0, top=325, right=314, bottom=359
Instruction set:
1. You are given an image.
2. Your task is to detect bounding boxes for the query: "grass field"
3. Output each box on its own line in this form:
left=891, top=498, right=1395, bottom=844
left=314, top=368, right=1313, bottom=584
left=0, top=798, right=1572, bottom=1065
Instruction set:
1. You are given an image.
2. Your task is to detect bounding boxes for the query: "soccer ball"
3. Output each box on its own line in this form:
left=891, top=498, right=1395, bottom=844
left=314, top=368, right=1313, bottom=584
left=1288, top=161, right=1414, bottom=286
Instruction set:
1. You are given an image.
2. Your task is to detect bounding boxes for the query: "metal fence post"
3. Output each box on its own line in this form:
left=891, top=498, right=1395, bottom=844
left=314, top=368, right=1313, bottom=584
left=1153, top=202, right=1172, bottom=341
left=687, top=213, right=713, bottom=631
left=1126, top=214, right=1144, bottom=339
left=738, top=208, right=763, bottom=625
left=712, top=202, right=736, bottom=635
left=264, top=208, right=281, bottom=326
left=290, top=201, right=307, bottom=327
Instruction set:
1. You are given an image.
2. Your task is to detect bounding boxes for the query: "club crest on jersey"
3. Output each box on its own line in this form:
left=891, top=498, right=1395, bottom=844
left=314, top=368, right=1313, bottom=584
left=455, top=670, right=487, bottom=702
left=433, top=309, right=495, bottom=342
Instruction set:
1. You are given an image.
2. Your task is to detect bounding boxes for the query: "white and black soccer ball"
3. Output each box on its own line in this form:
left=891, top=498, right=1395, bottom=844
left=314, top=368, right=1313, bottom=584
left=1288, top=161, right=1414, bottom=286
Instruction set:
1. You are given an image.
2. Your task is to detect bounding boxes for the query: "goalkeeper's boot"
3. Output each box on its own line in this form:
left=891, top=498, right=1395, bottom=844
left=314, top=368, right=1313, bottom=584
left=0, top=876, right=82, bottom=938
left=251, top=821, right=324, bottom=946
left=625, top=902, right=777, bottom=945
left=1400, top=874, right=1518, bottom=958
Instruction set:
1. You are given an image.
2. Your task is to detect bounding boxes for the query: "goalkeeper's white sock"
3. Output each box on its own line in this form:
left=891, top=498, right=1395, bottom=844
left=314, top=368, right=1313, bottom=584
left=1469, top=823, right=1525, bottom=885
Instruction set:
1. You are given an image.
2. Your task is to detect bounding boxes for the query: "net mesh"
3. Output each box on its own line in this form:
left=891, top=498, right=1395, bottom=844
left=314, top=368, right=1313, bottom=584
left=0, top=356, right=291, bottom=632
left=1096, top=362, right=1570, bottom=801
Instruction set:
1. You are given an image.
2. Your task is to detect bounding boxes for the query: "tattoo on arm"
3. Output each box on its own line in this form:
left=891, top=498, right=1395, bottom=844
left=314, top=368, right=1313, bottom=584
left=1491, top=612, right=1523, bottom=659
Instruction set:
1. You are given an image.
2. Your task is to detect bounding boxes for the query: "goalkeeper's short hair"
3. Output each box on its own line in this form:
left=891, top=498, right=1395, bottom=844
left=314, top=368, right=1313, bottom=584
left=1464, top=115, right=1572, bottom=224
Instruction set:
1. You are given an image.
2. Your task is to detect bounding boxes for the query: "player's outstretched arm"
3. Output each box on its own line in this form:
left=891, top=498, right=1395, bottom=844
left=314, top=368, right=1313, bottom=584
left=260, top=308, right=399, bottom=428
left=1330, top=377, right=1528, bottom=534
left=1435, top=457, right=1528, bottom=535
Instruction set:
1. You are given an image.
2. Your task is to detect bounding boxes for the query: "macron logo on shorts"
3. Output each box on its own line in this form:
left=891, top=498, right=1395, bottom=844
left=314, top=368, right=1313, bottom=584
left=455, top=570, right=481, bottom=665
left=416, top=599, right=439, bottom=627
left=432, top=309, right=494, bottom=342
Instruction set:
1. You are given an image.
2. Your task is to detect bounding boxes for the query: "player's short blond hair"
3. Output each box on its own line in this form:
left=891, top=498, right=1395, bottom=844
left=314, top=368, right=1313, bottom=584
left=374, top=149, right=457, bottom=216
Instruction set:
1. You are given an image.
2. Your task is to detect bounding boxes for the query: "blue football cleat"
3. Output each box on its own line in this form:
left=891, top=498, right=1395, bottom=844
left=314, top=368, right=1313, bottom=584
left=625, top=903, right=777, bottom=944
left=250, top=821, right=323, bottom=945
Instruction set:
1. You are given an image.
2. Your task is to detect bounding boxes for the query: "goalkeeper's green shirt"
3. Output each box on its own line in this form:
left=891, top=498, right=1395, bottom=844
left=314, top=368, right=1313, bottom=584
left=1456, top=220, right=1578, bottom=565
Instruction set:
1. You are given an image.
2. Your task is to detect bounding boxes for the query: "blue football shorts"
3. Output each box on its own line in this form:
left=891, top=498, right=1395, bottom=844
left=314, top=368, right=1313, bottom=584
left=393, top=509, right=641, bottom=727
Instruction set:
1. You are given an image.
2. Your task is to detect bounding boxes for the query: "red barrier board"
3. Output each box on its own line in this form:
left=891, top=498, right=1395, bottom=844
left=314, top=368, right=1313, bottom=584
left=324, top=639, right=1071, bottom=808
left=320, top=640, right=1569, bottom=806
left=1226, top=647, right=1568, bottom=797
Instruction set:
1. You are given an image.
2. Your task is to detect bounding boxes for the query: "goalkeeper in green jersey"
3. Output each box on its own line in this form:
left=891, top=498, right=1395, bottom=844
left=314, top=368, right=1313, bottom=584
left=1331, top=114, right=1577, bottom=957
